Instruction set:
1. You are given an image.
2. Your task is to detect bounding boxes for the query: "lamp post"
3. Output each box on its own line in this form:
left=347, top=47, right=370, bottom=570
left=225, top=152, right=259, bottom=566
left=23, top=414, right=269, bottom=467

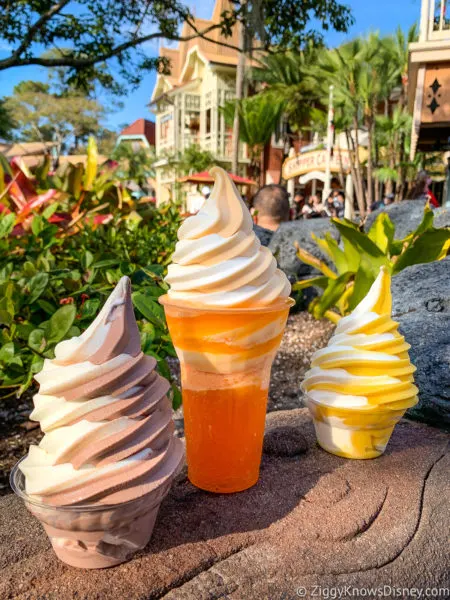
left=323, top=85, right=334, bottom=201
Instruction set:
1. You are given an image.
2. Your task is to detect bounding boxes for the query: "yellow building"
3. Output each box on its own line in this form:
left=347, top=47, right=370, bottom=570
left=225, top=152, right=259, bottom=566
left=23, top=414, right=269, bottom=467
left=150, top=0, right=254, bottom=203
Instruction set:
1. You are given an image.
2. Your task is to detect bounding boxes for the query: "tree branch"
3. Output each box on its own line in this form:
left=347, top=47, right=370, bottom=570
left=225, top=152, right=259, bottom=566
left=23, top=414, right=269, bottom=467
left=11, top=0, right=71, bottom=61
left=0, top=21, right=229, bottom=71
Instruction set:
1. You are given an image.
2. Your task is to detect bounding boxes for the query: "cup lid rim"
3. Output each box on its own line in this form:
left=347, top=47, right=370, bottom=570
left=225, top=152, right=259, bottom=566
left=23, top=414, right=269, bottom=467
left=159, top=294, right=295, bottom=314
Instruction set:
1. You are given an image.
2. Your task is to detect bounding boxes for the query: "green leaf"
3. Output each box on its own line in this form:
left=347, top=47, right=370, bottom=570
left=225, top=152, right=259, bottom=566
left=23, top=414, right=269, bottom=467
left=23, top=261, right=37, bottom=278
left=156, top=357, right=171, bottom=380
left=411, top=205, right=434, bottom=237
left=47, top=304, right=77, bottom=343
left=15, top=322, right=35, bottom=341
left=0, top=213, right=15, bottom=239
left=348, top=258, right=376, bottom=311
left=333, top=219, right=386, bottom=258
left=120, top=261, right=135, bottom=275
left=28, top=329, right=47, bottom=354
left=81, top=251, right=94, bottom=269
left=342, top=238, right=361, bottom=271
left=90, top=259, right=120, bottom=269
left=292, top=276, right=329, bottom=291
left=80, top=298, right=100, bottom=320
left=0, top=342, right=14, bottom=363
left=311, top=233, right=348, bottom=274
left=132, top=292, right=166, bottom=329
left=36, top=299, right=56, bottom=315
left=315, top=272, right=353, bottom=317
left=28, top=273, right=49, bottom=304
left=31, top=215, right=44, bottom=236
left=42, top=202, right=59, bottom=220
left=0, top=310, right=12, bottom=326
left=392, top=229, right=450, bottom=274
left=171, top=382, right=182, bottom=410
left=368, top=213, right=395, bottom=254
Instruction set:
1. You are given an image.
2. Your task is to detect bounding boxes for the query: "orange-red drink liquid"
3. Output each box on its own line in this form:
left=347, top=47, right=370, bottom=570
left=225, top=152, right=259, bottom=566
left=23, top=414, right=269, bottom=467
left=160, top=296, right=293, bottom=493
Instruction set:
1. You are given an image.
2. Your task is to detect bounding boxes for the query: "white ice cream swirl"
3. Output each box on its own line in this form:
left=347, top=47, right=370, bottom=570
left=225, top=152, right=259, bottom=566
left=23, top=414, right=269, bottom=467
left=165, top=167, right=291, bottom=307
left=302, top=267, right=418, bottom=412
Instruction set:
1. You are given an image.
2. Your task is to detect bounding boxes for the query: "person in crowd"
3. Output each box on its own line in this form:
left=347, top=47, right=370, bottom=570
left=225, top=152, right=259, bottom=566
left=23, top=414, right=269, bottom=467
left=369, top=192, right=394, bottom=213
left=406, top=169, right=439, bottom=206
left=292, top=191, right=306, bottom=219
left=251, top=184, right=291, bottom=246
left=308, top=194, right=328, bottom=218
left=326, top=191, right=335, bottom=215
left=332, top=191, right=346, bottom=218
left=301, top=195, right=314, bottom=218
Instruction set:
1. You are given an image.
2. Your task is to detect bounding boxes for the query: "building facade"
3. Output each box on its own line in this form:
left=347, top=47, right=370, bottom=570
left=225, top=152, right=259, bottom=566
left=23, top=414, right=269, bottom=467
left=150, top=0, right=284, bottom=203
left=116, top=119, right=156, bottom=151
left=409, top=0, right=450, bottom=158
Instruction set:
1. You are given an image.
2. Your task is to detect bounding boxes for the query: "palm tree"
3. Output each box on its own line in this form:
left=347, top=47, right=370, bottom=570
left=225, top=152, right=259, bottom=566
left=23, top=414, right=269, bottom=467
left=252, top=43, right=322, bottom=135
left=374, top=107, right=412, bottom=195
left=222, top=94, right=283, bottom=183
left=112, top=143, right=155, bottom=187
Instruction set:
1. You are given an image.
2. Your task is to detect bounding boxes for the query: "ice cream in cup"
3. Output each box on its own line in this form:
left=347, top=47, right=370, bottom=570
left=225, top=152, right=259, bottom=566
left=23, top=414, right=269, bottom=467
left=11, top=277, right=183, bottom=568
left=160, top=167, right=293, bottom=493
left=301, top=267, right=418, bottom=459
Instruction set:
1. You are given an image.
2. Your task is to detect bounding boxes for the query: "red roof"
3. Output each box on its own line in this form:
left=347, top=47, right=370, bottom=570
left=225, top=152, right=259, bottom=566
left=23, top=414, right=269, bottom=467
left=178, top=171, right=257, bottom=186
left=119, top=119, right=155, bottom=146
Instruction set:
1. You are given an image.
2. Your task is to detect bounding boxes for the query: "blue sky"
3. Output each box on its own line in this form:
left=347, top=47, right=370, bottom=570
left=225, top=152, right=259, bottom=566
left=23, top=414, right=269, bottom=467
left=0, top=0, right=421, bottom=133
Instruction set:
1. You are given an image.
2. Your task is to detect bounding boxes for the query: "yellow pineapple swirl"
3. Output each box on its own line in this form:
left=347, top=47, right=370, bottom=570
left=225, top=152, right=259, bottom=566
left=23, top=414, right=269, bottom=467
left=302, top=267, right=418, bottom=412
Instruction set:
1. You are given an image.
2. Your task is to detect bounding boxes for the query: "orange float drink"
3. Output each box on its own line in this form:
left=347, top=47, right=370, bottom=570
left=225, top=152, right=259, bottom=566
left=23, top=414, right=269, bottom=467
left=160, top=297, right=293, bottom=493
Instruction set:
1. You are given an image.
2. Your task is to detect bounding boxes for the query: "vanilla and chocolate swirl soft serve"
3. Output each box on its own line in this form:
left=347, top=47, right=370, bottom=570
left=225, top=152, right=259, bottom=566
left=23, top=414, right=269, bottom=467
left=20, top=277, right=183, bottom=506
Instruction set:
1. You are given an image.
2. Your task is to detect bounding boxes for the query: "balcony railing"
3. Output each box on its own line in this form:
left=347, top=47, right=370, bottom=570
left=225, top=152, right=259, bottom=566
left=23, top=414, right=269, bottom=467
left=157, top=132, right=248, bottom=161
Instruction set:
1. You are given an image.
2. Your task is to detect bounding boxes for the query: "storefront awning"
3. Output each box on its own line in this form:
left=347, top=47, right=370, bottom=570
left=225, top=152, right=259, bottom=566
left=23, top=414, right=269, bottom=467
left=178, top=171, right=257, bottom=186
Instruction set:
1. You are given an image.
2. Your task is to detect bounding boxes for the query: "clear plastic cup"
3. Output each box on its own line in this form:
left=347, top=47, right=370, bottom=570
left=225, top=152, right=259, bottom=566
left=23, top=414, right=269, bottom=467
left=160, top=296, right=294, bottom=493
left=304, top=396, right=406, bottom=459
left=10, top=456, right=178, bottom=569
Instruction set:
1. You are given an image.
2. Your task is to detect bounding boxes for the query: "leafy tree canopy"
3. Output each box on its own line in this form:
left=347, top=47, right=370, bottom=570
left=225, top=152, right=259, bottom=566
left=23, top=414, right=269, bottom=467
left=0, top=1, right=353, bottom=93
left=5, top=78, right=106, bottom=156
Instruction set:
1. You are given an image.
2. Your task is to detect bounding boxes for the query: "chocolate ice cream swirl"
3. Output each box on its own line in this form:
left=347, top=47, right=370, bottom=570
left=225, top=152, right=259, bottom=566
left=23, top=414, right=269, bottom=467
left=20, top=277, right=183, bottom=506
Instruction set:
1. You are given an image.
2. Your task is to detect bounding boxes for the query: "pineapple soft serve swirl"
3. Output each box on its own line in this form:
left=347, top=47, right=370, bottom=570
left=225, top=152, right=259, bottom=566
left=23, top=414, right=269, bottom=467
left=302, top=267, right=418, bottom=412
left=165, top=167, right=291, bottom=307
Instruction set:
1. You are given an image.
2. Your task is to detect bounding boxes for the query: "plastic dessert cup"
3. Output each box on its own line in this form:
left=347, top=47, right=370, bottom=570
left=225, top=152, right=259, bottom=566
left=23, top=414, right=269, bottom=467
left=10, top=458, right=173, bottom=569
left=304, top=396, right=406, bottom=459
left=160, top=295, right=294, bottom=493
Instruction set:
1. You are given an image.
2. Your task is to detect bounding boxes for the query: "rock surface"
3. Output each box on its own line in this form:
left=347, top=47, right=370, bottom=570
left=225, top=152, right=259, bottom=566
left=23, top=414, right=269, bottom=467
left=2, top=409, right=449, bottom=599
left=365, top=200, right=450, bottom=238
left=269, top=219, right=338, bottom=279
left=391, top=258, right=450, bottom=427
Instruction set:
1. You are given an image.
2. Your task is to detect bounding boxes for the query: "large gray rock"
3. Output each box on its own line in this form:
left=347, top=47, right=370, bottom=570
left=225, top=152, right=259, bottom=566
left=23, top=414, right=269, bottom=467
left=391, top=258, right=450, bottom=427
left=1, top=409, right=448, bottom=599
left=268, top=219, right=338, bottom=279
left=434, top=205, right=450, bottom=229
left=365, top=200, right=450, bottom=239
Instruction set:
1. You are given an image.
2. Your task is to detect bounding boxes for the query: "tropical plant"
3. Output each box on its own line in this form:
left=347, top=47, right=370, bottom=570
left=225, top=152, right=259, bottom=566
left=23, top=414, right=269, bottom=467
left=222, top=95, right=283, bottom=180
left=252, top=44, right=322, bottom=134
left=0, top=203, right=182, bottom=406
left=177, top=145, right=218, bottom=175
left=293, top=205, right=450, bottom=323
left=113, top=143, right=156, bottom=187
left=0, top=137, right=135, bottom=232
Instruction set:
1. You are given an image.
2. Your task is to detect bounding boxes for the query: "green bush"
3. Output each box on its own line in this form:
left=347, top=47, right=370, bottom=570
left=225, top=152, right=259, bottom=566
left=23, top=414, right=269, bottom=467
left=0, top=204, right=182, bottom=407
left=293, top=205, right=450, bottom=322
